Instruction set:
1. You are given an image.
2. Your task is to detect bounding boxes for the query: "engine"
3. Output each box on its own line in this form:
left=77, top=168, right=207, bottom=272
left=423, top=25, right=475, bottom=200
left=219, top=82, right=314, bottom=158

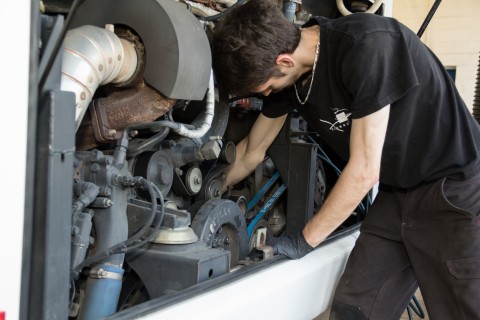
left=35, top=0, right=376, bottom=319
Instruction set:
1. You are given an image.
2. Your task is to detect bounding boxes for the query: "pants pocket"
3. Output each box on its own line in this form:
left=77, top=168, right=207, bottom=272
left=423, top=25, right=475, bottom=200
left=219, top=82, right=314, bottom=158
left=447, top=256, right=480, bottom=279
left=446, top=257, right=480, bottom=319
left=442, top=175, right=480, bottom=217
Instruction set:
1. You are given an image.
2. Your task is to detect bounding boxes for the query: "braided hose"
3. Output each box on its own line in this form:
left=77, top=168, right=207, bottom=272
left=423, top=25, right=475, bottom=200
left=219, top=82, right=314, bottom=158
left=173, top=69, right=215, bottom=138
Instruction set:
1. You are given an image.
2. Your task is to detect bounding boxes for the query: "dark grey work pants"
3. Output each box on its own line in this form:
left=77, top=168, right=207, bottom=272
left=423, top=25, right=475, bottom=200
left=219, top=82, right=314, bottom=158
left=330, top=172, right=480, bottom=320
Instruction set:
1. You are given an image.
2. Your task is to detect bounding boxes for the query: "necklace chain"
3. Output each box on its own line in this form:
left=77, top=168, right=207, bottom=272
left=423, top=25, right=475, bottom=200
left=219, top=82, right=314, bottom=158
left=294, top=27, right=320, bottom=105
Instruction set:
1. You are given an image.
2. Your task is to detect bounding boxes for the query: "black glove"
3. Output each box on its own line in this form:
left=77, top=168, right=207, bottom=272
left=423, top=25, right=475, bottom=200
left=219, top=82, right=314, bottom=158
left=267, top=232, right=314, bottom=260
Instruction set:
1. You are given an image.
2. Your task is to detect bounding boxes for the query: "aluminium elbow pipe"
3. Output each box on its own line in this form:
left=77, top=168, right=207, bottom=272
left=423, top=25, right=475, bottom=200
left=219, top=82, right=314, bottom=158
left=61, top=25, right=138, bottom=131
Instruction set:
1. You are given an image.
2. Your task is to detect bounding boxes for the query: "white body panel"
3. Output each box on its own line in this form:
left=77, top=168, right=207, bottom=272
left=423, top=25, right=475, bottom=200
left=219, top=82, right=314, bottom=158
left=132, top=231, right=359, bottom=320
left=0, top=0, right=30, bottom=319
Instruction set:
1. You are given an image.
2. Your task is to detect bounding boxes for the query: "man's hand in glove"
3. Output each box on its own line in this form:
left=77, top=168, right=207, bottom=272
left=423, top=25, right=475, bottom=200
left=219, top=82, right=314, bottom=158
left=267, top=232, right=314, bottom=260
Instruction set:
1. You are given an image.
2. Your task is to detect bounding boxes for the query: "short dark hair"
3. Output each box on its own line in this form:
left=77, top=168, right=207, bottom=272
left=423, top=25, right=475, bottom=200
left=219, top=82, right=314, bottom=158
left=212, top=0, right=301, bottom=96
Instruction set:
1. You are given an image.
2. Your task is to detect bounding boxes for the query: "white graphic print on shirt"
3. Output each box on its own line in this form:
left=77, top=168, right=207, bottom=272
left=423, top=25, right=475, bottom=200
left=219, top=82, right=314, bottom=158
left=319, top=108, right=352, bottom=132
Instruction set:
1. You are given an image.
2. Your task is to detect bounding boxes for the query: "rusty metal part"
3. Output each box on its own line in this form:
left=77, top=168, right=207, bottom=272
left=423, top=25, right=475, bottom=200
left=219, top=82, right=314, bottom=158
left=267, top=206, right=286, bottom=236
left=89, top=80, right=176, bottom=145
left=114, top=27, right=146, bottom=88
left=76, top=113, right=100, bottom=150
left=254, top=227, right=273, bottom=260
left=248, top=219, right=269, bottom=251
left=61, top=25, right=139, bottom=130
left=76, top=80, right=176, bottom=150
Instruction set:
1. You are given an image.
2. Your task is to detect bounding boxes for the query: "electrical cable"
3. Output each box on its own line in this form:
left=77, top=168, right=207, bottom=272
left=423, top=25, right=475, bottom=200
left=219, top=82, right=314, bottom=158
left=307, top=136, right=342, bottom=174
left=127, top=127, right=171, bottom=158
left=406, top=305, right=413, bottom=320
left=307, top=135, right=371, bottom=214
left=69, top=279, right=76, bottom=308
left=408, top=295, right=426, bottom=319
left=125, top=182, right=165, bottom=251
left=122, top=178, right=158, bottom=246
left=71, top=177, right=162, bottom=276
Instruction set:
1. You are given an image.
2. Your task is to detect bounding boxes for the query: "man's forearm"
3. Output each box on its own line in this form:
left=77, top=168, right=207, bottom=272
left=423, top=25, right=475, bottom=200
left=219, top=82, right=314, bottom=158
left=303, top=106, right=389, bottom=247
left=303, top=162, right=377, bottom=247
left=222, top=139, right=265, bottom=192
left=221, top=114, right=287, bottom=193
left=222, top=161, right=258, bottom=192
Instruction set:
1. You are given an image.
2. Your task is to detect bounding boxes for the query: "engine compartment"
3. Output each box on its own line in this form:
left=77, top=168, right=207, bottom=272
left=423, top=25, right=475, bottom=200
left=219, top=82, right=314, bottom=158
left=33, top=1, right=380, bottom=319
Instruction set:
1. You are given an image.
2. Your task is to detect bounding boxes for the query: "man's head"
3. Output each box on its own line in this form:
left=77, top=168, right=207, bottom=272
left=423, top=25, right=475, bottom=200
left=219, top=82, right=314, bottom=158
left=212, top=0, right=301, bottom=96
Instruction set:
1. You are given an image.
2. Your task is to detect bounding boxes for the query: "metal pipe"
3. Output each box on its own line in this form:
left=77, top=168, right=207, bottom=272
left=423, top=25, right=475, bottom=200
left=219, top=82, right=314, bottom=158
left=336, top=0, right=384, bottom=16
left=61, top=25, right=138, bottom=130
left=417, top=0, right=443, bottom=38
left=39, top=0, right=85, bottom=89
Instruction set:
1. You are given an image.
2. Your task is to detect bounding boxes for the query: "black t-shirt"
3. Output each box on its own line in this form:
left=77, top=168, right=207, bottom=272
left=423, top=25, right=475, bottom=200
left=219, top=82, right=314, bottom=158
left=262, top=14, right=480, bottom=189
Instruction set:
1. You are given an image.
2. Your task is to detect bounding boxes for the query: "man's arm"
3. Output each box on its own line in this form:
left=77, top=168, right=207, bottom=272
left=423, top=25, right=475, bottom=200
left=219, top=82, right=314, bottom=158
left=303, top=105, right=391, bottom=247
left=222, top=113, right=287, bottom=192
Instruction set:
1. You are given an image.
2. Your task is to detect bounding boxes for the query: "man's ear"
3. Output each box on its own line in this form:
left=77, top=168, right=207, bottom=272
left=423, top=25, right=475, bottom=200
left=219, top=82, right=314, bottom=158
left=275, top=54, right=295, bottom=68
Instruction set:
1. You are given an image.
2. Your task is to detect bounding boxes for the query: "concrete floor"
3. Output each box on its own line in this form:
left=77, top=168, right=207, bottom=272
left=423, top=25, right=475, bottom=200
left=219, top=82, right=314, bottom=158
left=400, top=290, right=429, bottom=320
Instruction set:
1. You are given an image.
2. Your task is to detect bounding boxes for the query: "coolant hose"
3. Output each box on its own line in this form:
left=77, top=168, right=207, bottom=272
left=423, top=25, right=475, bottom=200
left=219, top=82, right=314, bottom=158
left=77, top=264, right=124, bottom=320
left=75, top=178, right=160, bottom=320
left=61, top=25, right=138, bottom=131
left=173, top=69, right=215, bottom=138
left=107, top=69, right=214, bottom=141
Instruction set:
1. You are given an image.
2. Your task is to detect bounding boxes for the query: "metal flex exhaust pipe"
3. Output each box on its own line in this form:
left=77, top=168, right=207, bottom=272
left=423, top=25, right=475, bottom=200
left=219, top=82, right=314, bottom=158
left=61, top=24, right=138, bottom=131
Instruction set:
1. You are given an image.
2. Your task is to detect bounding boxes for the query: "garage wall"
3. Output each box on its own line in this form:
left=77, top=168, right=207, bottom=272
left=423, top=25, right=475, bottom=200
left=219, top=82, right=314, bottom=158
left=392, top=0, right=480, bottom=111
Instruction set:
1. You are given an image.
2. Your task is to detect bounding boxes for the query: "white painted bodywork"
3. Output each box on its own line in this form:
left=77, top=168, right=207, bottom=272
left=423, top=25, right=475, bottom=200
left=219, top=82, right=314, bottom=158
left=0, top=0, right=30, bottom=319
left=130, top=231, right=359, bottom=320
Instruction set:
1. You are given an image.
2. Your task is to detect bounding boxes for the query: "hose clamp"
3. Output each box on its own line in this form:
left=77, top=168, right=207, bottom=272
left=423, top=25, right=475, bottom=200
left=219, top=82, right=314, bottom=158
left=90, top=267, right=123, bottom=280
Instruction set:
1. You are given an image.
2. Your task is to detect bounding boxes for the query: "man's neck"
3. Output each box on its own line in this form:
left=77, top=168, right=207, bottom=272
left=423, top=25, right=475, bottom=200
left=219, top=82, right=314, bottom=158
left=300, top=25, right=320, bottom=70
left=296, top=25, right=320, bottom=85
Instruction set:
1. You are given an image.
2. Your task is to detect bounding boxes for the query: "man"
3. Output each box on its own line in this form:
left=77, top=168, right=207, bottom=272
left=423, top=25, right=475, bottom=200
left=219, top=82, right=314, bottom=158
left=212, top=0, right=480, bottom=319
